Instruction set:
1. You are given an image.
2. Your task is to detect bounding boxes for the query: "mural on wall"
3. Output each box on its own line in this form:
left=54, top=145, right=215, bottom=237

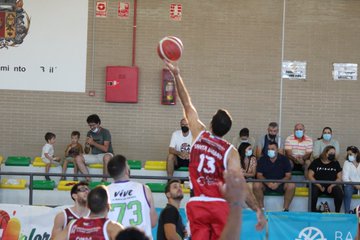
left=0, top=0, right=88, bottom=92
left=0, top=0, right=30, bottom=49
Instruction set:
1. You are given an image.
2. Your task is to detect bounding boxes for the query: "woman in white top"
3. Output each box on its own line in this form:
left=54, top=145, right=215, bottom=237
left=313, top=127, right=340, bottom=159
left=342, top=146, right=360, bottom=213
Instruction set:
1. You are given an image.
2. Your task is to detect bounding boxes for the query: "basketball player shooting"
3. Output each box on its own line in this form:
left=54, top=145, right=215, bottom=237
left=165, top=61, right=266, bottom=240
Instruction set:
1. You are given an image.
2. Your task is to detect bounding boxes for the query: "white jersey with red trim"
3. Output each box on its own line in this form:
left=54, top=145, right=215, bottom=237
left=189, top=130, right=233, bottom=199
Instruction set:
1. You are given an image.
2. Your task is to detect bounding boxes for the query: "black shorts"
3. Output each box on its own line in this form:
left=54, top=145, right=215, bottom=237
left=174, top=156, right=189, bottom=169
left=293, top=163, right=304, bottom=172
left=264, top=183, right=285, bottom=194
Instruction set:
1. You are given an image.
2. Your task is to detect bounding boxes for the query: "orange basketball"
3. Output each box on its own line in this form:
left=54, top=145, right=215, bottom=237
left=157, top=36, right=184, bottom=62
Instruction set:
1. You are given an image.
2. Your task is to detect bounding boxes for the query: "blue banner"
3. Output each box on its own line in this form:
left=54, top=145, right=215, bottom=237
left=267, top=212, right=357, bottom=240
left=152, top=208, right=266, bottom=240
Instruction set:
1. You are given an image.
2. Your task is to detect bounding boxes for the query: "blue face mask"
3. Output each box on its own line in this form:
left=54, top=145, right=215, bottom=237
left=323, top=133, right=332, bottom=141
left=267, top=150, right=276, bottom=158
left=245, top=149, right=253, bottom=157
left=295, top=130, right=304, bottom=139
left=348, top=155, right=356, bottom=162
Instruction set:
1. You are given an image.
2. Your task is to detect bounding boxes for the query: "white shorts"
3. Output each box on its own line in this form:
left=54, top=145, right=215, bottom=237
left=83, top=153, right=113, bottom=164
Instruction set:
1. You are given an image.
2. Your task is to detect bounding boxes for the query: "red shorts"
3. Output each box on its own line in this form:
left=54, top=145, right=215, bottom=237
left=186, top=200, right=229, bottom=240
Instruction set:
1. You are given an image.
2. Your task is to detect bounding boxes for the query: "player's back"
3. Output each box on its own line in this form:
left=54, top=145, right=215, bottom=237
left=190, top=130, right=233, bottom=199
left=107, top=180, right=152, bottom=239
left=68, top=217, right=109, bottom=240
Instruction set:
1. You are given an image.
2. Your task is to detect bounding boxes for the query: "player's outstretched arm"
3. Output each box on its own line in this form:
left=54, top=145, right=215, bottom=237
left=144, top=185, right=158, bottom=227
left=219, top=169, right=247, bottom=240
left=165, top=61, right=205, bottom=139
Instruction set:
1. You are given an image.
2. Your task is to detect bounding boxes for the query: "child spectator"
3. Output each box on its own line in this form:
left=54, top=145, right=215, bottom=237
left=61, top=131, right=83, bottom=181
left=41, top=132, right=61, bottom=181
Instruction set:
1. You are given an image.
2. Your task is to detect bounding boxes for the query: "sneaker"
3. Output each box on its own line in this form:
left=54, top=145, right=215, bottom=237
left=45, top=176, right=51, bottom=181
left=283, top=209, right=289, bottom=212
left=60, top=176, right=66, bottom=181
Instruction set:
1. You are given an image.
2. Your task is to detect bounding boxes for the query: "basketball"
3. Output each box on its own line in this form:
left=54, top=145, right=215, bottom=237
left=157, top=36, right=184, bottom=62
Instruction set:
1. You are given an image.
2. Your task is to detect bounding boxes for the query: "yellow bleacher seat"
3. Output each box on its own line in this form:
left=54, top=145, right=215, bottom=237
left=32, top=157, right=58, bottom=167
left=0, top=155, right=3, bottom=164
left=181, top=184, right=190, bottom=194
left=0, top=179, right=26, bottom=189
left=144, top=161, right=166, bottom=170
left=295, top=187, right=308, bottom=197
left=89, top=163, right=103, bottom=169
left=57, top=180, right=79, bottom=191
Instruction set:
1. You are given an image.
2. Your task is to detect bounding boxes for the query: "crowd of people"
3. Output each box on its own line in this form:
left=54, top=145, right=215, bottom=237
left=38, top=61, right=360, bottom=239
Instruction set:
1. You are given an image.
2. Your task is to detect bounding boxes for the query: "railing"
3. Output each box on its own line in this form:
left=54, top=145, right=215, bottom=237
left=0, top=171, right=358, bottom=212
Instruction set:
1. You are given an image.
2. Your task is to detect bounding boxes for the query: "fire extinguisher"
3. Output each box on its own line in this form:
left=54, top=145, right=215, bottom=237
left=162, top=69, right=176, bottom=105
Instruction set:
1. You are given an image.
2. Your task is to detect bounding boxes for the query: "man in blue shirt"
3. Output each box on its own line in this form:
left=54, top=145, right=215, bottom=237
left=253, top=141, right=295, bottom=211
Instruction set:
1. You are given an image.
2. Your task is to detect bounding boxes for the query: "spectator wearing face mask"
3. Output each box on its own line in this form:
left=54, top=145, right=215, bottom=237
left=232, top=127, right=256, bottom=150
left=166, top=118, right=192, bottom=177
left=238, top=142, right=257, bottom=180
left=313, top=127, right=340, bottom=160
left=256, top=122, right=284, bottom=159
left=343, top=146, right=360, bottom=213
left=285, top=123, right=313, bottom=178
left=308, top=145, right=343, bottom=212
left=253, top=141, right=295, bottom=212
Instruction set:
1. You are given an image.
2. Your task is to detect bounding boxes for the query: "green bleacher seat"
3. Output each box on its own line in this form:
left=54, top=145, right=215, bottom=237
left=177, top=167, right=188, bottom=172
left=128, top=160, right=142, bottom=170
left=89, top=181, right=110, bottom=189
left=146, top=183, right=166, bottom=193
left=292, top=171, right=304, bottom=176
left=31, top=180, right=56, bottom=190
left=5, top=156, right=31, bottom=166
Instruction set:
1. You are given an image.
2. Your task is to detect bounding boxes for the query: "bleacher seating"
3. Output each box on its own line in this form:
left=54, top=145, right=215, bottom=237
left=0, top=158, right=359, bottom=212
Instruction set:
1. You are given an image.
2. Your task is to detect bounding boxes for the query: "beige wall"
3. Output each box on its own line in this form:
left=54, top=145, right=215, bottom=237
left=1, top=0, right=359, bottom=164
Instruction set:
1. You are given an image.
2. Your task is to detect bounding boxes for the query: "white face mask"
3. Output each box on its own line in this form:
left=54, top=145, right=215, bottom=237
left=91, top=127, right=99, bottom=133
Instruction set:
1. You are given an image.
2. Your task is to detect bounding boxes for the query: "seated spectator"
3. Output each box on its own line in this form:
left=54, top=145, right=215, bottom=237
left=313, top=127, right=340, bottom=159
left=256, top=122, right=284, bottom=158
left=166, top=118, right=192, bottom=177
left=61, top=131, right=83, bottom=181
left=75, top=114, right=113, bottom=181
left=232, top=127, right=256, bottom=150
left=238, top=142, right=257, bottom=180
left=41, top=132, right=61, bottom=181
left=253, top=142, right=295, bottom=211
left=308, top=145, right=343, bottom=212
left=157, top=179, right=187, bottom=240
left=285, top=123, right=313, bottom=178
left=343, top=146, right=360, bottom=213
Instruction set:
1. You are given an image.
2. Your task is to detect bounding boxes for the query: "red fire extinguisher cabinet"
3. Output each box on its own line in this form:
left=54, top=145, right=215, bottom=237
left=105, top=66, right=138, bottom=103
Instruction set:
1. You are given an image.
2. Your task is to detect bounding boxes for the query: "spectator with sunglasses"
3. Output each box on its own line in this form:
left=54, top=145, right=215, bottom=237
left=343, top=146, right=360, bottom=213
left=51, top=181, right=90, bottom=239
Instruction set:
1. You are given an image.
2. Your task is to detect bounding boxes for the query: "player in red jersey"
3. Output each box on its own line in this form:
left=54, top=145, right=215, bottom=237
left=55, top=185, right=124, bottom=240
left=166, top=62, right=266, bottom=240
left=51, top=182, right=90, bottom=239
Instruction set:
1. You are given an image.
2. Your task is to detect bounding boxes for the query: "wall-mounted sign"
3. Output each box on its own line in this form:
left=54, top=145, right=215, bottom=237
left=333, top=63, right=357, bottom=81
left=170, top=4, right=182, bottom=21
left=282, top=61, right=307, bottom=80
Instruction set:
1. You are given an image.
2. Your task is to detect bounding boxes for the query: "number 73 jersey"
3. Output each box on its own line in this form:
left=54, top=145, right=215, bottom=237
left=190, top=130, right=233, bottom=199
left=107, top=181, right=152, bottom=239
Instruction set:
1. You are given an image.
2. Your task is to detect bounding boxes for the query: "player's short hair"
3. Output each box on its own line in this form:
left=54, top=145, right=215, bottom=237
left=70, top=181, right=89, bottom=201
left=165, top=179, right=181, bottom=194
left=211, top=109, right=232, bottom=137
left=116, top=227, right=150, bottom=240
left=107, top=155, right=127, bottom=179
left=87, top=186, right=109, bottom=214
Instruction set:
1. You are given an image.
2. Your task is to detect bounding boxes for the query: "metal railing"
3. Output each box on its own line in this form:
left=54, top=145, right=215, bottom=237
left=0, top=171, right=358, bottom=212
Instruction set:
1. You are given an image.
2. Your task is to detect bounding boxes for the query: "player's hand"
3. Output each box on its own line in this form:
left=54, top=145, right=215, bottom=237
left=219, top=169, right=247, bottom=206
left=164, top=61, right=180, bottom=76
left=255, top=209, right=266, bottom=231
